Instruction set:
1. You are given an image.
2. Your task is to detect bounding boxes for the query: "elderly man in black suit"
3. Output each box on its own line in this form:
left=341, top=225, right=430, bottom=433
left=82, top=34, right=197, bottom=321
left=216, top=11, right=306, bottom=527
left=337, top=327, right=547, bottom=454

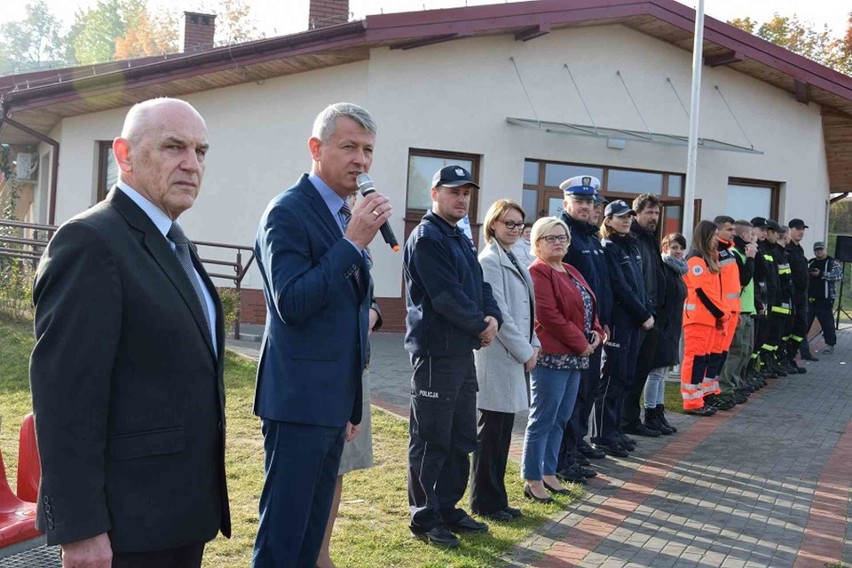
left=29, top=98, right=230, bottom=568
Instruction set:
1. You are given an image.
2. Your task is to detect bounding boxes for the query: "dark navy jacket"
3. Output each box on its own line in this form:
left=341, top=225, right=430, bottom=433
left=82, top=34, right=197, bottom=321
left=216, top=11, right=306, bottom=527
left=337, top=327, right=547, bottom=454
left=602, top=233, right=652, bottom=325
left=561, top=212, right=612, bottom=326
left=404, top=211, right=502, bottom=357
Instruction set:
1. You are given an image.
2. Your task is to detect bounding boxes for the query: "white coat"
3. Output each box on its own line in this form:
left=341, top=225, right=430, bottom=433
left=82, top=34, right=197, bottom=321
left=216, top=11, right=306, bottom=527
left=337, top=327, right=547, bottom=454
left=474, top=241, right=540, bottom=413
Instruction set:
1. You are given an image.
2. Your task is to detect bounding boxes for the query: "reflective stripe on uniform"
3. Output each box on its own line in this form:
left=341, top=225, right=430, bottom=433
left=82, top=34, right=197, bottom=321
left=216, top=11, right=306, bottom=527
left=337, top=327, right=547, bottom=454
left=790, top=335, right=804, bottom=342
left=726, top=292, right=742, bottom=299
left=771, top=306, right=792, bottom=315
left=684, top=303, right=697, bottom=311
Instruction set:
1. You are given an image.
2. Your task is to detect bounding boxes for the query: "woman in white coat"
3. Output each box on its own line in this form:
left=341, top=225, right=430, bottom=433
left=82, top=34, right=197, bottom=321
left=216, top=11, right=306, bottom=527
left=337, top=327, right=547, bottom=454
left=471, top=199, right=540, bottom=522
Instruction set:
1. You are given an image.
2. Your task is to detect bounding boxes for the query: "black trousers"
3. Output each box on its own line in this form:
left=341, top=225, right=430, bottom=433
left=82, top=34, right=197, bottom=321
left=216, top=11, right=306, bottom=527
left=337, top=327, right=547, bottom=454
left=408, top=354, right=478, bottom=531
left=470, top=410, right=515, bottom=515
left=112, top=544, right=205, bottom=568
left=622, top=326, right=659, bottom=426
left=558, top=345, right=602, bottom=470
left=591, top=310, right=641, bottom=444
left=808, top=298, right=837, bottom=346
left=786, top=294, right=809, bottom=359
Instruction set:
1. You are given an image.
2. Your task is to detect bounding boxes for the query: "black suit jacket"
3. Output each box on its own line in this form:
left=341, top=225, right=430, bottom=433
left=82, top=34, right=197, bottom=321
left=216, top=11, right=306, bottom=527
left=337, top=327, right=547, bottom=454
left=29, top=188, right=230, bottom=552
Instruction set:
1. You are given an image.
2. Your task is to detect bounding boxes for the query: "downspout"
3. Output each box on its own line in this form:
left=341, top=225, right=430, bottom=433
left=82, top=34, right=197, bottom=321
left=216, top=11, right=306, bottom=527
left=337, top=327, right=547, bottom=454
left=1, top=104, right=60, bottom=225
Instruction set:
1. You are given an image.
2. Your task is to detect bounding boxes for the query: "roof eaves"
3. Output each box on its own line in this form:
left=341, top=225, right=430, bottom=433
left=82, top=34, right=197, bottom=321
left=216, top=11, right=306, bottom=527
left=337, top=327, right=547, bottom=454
left=3, top=20, right=367, bottom=108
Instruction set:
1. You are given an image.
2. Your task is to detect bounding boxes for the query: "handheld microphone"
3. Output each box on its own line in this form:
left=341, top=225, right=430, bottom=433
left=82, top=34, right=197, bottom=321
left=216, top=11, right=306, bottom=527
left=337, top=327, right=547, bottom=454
left=356, top=173, right=399, bottom=252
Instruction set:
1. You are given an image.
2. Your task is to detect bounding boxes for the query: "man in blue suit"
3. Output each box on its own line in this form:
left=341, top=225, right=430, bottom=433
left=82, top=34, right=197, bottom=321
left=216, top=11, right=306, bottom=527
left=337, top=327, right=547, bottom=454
left=252, top=102, right=392, bottom=567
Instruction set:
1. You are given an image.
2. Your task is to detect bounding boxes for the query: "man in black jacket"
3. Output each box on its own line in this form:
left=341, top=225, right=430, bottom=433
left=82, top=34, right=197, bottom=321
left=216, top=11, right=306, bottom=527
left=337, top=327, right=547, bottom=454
left=404, top=165, right=502, bottom=548
left=786, top=218, right=816, bottom=364
left=622, top=193, right=666, bottom=437
left=557, top=175, right=611, bottom=476
left=750, top=217, right=776, bottom=379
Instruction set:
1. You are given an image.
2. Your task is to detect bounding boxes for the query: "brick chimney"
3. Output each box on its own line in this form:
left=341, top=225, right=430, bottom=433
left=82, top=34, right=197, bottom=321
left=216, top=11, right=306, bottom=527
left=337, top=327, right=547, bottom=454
left=181, top=12, right=216, bottom=52
left=309, top=0, right=349, bottom=29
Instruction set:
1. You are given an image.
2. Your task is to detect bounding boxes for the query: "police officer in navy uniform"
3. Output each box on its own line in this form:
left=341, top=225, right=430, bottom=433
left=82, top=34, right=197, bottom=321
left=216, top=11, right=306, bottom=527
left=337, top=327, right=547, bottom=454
left=556, top=176, right=611, bottom=478
left=403, top=165, right=503, bottom=549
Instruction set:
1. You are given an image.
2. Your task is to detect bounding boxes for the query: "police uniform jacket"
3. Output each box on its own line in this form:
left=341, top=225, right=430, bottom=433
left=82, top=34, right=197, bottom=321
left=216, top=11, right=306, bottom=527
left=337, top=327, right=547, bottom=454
left=404, top=210, right=503, bottom=357
left=601, top=232, right=652, bottom=326
left=561, top=212, right=612, bottom=326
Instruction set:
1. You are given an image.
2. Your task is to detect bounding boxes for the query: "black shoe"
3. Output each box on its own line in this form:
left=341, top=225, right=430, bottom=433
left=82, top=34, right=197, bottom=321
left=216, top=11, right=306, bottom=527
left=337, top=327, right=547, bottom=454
left=443, top=514, right=489, bottom=533
left=572, top=451, right=591, bottom=466
left=707, top=394, right=735, bottom=410
left=524, top=484, right=554, bottom=504
left=656, top=404, right=677, bottom=433
left=481, top=510, right=513, bottom=522
left=504, top=506, right=522, bottom=518
left=620, top=432, right=636, bottom=445
left=644, top=407, right=673, bottom=435
left=684, top=406, right=716, bottom=416
left=577, top=440, right=606, bottom=459
left=796, top=367, right=807, bottom=374
left=592, top=440, right=630, bottom=457
left=579, top=465, right=598, bottom=478
left=623, top=420, right=661, bottom=437
left=800, top=351, right=819, bottom=362
left=412, top=525, right=460, bottom=548
left=733, top=392, right=748, bottom=404
left=556, top=465, right=587, bottom=485
left=784, top=362, right=798, bottom=374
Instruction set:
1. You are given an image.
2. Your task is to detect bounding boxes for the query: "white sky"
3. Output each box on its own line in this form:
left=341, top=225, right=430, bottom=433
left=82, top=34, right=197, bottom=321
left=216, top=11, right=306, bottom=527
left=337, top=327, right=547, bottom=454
left=1, top=0, right=849, bottom=39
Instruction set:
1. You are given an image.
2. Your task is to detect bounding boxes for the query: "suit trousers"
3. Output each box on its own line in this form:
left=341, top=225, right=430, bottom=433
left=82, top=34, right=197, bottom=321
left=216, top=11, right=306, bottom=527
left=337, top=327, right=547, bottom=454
left=622, top=326, right=659, bottom=427
left=112, top=543, right=204, bottom=568
left=808, top=298, right=837, bottom=346
left=470, top=410, right=515, bottom=515
left=252, top=420, right=345, bottom=568
left=408, top=354, right=478, bottom=532
left=591, top=311, right=641, bottom=444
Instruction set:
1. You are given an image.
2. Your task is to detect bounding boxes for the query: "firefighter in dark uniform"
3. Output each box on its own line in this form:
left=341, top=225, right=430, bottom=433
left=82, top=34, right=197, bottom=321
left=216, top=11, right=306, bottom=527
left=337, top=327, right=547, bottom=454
left=768, top=223, right=799, bottom=374
left=785, top=218, right=815, bottom=364
left=403, top=165, right=503, bottom=549
left=751, top=217, right=778, bottom=378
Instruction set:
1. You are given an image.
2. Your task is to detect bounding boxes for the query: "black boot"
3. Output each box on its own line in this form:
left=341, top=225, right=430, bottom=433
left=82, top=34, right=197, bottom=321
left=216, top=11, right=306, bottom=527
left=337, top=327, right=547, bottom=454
left=800, top=347, right=819, bottom=362
left=644, top=406, right=673, bottom=435
left=656, top=404, right=677, bottom=433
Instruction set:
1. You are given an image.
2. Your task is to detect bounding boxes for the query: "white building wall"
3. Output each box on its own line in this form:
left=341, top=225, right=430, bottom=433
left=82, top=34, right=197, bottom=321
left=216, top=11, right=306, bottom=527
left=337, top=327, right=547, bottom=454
left=48, top=24, right=831, bottom=297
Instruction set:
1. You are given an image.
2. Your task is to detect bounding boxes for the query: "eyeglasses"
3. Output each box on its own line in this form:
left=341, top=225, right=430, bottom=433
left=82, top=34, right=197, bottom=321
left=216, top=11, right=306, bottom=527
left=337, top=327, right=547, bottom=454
left=502, top=221, right=526, bottom=230
left=538, top=235, right=569, bottom=244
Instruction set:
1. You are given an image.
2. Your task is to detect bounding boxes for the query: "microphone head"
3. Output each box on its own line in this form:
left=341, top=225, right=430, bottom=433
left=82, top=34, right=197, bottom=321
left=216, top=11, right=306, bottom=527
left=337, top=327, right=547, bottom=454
left=356, top=173, right=374, bottom=194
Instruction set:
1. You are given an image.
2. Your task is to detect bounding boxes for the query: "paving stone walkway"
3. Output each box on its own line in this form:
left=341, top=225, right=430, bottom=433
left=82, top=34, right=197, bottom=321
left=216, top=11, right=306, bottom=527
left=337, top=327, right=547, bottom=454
left=227, top=325, right=852, bottom=567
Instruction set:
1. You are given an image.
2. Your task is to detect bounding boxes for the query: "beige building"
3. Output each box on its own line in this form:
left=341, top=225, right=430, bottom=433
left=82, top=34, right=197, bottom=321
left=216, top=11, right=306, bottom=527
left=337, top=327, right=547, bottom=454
left=2, top=0, right=851, bottom=330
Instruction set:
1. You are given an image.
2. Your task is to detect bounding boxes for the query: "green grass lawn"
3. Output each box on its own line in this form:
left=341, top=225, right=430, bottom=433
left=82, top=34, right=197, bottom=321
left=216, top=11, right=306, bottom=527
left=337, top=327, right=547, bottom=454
left=0, top=316, right=579, bottom=567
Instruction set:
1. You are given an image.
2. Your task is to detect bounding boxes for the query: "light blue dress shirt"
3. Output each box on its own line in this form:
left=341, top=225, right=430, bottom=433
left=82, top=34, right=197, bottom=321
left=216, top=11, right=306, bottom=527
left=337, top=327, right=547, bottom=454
left=116, top=181, right=218, bottom=355
left=308, top=173, right=362, bottom=254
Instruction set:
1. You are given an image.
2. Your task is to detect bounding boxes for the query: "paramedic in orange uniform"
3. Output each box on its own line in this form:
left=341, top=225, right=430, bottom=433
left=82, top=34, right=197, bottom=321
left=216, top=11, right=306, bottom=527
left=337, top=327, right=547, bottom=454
left=681, top=221, right=728, bottom=416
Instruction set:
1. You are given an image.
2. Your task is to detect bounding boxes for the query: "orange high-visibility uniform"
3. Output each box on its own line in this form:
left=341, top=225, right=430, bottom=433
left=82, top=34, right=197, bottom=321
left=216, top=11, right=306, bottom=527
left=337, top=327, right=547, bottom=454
left=704, top=243, right=742, bottom=395
left=682, top=254, right=725, bottom=410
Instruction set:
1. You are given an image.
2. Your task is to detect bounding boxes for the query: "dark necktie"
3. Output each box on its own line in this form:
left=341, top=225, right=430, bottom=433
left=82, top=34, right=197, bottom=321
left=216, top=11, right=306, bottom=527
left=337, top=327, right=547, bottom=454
left=168, top=223, right=212, bottom=335
left=339, top=201, right=366, bottom=294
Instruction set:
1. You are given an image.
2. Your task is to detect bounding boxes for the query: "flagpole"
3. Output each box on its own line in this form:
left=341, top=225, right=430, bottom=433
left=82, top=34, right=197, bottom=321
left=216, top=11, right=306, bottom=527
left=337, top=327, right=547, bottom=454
left=683, top=0, right=705, bottom=244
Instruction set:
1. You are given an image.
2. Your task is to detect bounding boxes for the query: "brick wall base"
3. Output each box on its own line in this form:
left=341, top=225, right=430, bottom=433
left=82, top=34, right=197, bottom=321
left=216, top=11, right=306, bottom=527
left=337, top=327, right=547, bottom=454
left=238, top=288, right=406, bottom=331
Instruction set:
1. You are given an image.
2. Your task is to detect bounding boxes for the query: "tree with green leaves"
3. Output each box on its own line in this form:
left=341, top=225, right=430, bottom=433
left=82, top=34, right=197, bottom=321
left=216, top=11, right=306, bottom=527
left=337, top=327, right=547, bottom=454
left=0, top=0, right=66, bottom=75
left=729, top=13, right=852, bottom=75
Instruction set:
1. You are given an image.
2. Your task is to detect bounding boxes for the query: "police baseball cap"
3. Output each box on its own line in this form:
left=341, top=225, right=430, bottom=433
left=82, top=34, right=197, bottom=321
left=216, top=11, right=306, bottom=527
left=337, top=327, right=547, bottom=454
left=814, top=241, right=826, bottom=250
left=432, top=165, right=480, bottom=189
left=788, top=218, right=809, bottom=229
left=594, top=192, right=609, bottom=205
left=766, top=219, right=782, bottom=232
left=605, top=200, right=636, bottom=217
left=559, top=175, right=600, bottom=200
left=750, top=217, right=770, bottom=229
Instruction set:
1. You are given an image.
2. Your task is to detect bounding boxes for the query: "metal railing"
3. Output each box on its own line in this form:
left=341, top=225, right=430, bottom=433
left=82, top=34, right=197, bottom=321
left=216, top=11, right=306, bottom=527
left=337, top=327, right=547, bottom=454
left=0, top=218, right=256, bottom=340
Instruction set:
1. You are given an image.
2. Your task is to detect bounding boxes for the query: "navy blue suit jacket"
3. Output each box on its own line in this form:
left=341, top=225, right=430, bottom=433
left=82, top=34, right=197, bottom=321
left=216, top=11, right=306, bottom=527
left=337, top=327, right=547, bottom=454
left=254, top=174, right=370, bottom=427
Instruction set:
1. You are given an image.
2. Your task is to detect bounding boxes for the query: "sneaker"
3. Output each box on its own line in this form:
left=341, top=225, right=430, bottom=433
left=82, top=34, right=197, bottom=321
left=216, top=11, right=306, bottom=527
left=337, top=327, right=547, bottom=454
left=591, top=440, right=630, bottom=458
left=823, top=345, right=835, bottom=354
left=707, top=394, right=736, bottom=410
left=684, top=406, right=716, bottom=416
